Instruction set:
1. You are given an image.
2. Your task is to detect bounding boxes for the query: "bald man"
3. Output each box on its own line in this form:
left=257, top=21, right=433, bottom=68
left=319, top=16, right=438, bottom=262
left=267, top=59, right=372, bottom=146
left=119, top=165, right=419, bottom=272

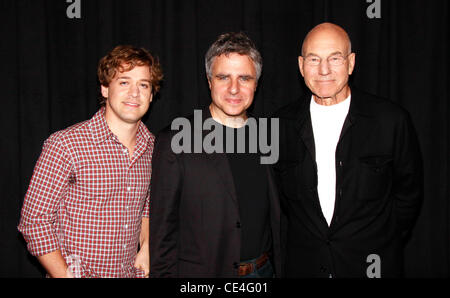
left=274, top=23, right=422, bottom=278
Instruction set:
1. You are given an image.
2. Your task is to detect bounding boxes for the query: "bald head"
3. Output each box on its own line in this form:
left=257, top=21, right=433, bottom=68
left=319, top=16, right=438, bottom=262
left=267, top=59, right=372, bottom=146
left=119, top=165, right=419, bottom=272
left=298, top=22, right=356, bottom=105
left=301, top=23, right=352, bottom=56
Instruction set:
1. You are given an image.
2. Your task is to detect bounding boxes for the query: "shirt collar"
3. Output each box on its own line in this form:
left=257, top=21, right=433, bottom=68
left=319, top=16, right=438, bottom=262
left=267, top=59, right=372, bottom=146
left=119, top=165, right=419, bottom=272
left=135, top=118, right=152, bottom=146
left=89, top=107, right=113, bottom=145
left=89, top=107, right=152, bottom=146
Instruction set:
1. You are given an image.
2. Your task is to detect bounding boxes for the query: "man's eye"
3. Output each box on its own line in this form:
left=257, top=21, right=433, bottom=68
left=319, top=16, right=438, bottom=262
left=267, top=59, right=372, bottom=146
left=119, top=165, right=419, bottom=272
left=217, top=75, right=228, bottom=80
left=140, top=83, right=150, bottom=89
left=240, top=76, right=251, bottom=82
left=120, top=81, right=128, bottom=86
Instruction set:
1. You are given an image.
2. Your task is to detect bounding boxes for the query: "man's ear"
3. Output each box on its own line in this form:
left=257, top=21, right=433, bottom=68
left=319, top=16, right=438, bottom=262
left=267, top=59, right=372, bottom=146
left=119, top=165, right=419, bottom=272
left=101, top=85, right=109, bottom=99
left=348, top=53, right=356, bottom=75
left=298, top=56, right=305, bottom=77
left=207, top=77, right=212, bottom=90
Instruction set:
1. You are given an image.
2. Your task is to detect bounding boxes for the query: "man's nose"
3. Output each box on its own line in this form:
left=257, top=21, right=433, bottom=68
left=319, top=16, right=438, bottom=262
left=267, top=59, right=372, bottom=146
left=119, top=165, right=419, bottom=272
left=229, top=78, right=240, bottom=95
left=129, top=83, right=140, bottom=98
left=318, top=60, right=331, bottom=76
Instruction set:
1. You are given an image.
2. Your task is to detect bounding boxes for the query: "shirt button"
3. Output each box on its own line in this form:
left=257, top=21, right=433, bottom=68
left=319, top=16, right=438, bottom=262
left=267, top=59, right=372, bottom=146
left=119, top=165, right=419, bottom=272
left=123, top=244, right=127, bottom=249
left=124, top=224, right=128, bottom=229
left=236, top=222, right=241, bottom=228
left=127, top=186, right=131, bottom=191
left=123, top=149, right=128, bottom=154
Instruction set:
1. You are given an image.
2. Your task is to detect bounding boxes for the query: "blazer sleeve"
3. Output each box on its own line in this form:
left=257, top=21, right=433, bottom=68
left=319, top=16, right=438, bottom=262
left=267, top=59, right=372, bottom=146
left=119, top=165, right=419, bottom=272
left=150, top=130, right=183, bottom=277
left=392, top=111, right=423, bottom=238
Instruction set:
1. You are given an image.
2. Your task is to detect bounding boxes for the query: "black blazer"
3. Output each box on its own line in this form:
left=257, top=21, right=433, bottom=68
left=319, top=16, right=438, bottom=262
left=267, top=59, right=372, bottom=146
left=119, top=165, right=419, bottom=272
left=274, top=87, right=423, bottom=278
left=150, top=108, right=282, bottom=278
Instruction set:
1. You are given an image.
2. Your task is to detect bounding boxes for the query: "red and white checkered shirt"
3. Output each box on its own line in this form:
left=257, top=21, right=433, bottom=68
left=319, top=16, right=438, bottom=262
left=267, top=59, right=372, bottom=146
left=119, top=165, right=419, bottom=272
left=18, top=107, right=154, bottom=278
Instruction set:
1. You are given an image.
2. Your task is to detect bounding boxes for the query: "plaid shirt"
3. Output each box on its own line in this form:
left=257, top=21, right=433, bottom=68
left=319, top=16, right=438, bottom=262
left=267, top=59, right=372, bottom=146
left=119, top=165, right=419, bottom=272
left=18, top=107, right=154, bottom=278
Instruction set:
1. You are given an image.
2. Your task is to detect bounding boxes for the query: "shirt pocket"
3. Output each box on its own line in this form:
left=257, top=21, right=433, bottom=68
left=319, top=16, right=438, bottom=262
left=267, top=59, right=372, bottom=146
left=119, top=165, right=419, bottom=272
left=357, top=155, right=393, bottom=201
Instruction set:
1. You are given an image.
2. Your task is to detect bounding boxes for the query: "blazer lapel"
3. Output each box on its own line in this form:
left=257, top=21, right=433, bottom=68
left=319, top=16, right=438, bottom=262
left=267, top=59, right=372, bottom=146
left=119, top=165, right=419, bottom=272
left=331, top=88, right=375, bottom=231
left=293, top=97, right=330, bottom=235
left=297, top=111, right=316, bottom=161
left=294, top=98, right=316, bottom=161
left=201, top=106, right=239, bottom=206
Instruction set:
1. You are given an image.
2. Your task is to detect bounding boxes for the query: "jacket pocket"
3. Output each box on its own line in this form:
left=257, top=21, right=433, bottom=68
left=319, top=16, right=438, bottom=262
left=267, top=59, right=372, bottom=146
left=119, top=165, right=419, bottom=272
left=357, top=155, right=393, bottom=201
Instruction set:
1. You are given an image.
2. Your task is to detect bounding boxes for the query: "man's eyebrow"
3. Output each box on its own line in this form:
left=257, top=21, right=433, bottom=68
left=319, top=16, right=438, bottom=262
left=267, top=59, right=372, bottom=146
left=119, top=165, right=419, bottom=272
left=214, top=74, right=255, bottom=80
left=116, top=76, right=151, bottom=82
left=214, top=73, right=229, bottom=78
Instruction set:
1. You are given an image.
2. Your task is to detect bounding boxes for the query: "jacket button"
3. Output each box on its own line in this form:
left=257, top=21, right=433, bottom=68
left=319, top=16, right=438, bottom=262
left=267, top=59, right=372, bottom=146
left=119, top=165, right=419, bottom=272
left=236, top=222, right=241, bottom=228
left=338, top=161, right=343, bottom=167
left=320, top=266, right=327, bottom=273
left=233, top=262, right=239, bottom=269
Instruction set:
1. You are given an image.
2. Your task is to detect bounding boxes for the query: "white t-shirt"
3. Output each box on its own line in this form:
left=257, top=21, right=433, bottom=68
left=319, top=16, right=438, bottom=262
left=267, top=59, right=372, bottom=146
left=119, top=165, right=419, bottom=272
left=310, top=95, right=351, bottom=226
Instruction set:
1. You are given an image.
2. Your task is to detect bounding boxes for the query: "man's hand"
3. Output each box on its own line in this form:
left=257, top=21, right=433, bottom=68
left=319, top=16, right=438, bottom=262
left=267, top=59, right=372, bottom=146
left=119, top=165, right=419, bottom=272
left=37, top=250, right=74, bottom=278
left=134, top=217, right=150, bottom=277
left=134, top=243, right=149, bottom=277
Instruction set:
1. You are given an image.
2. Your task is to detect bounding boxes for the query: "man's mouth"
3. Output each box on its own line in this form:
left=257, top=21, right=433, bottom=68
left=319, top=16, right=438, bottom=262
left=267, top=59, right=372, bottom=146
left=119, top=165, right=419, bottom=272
left=225, top=98, right=242, bottom=104
left=316, top=79, right=335, bottom=84
left=123, top=102, right=140, bottom=107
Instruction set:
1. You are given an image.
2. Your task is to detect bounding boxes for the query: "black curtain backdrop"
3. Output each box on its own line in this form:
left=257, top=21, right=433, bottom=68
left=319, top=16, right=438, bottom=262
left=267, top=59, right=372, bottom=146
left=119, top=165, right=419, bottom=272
left=0, top=0, right=448, bottom=278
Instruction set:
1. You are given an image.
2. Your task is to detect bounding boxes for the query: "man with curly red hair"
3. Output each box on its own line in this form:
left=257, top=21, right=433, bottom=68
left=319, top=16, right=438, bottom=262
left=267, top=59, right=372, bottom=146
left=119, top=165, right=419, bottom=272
left=18, top=45, right=162, bottom=278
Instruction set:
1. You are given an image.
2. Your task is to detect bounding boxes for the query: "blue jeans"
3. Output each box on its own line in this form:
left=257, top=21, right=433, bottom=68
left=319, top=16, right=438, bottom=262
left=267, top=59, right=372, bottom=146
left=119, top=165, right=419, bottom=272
left=240, top=256, right=274, bottom=278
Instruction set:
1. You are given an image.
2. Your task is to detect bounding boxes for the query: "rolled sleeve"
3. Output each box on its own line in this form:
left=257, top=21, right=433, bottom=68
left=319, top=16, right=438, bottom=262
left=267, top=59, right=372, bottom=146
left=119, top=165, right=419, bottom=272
left=18, top=134, right=72, bottom=256
left=142, top=191, right=150, bottom=218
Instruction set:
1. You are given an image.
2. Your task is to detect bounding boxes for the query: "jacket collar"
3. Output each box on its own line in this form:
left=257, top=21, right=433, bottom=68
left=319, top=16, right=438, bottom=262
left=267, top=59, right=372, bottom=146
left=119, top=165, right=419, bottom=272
left=294, top=86, right=373, bottom=128
left=292, top=86, right=373, bottom=159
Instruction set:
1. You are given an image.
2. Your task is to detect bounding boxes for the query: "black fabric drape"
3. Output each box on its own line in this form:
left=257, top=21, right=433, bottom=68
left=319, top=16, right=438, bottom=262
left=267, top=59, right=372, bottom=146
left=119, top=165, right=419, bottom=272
left=0, top=0, right=448, bottom=277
